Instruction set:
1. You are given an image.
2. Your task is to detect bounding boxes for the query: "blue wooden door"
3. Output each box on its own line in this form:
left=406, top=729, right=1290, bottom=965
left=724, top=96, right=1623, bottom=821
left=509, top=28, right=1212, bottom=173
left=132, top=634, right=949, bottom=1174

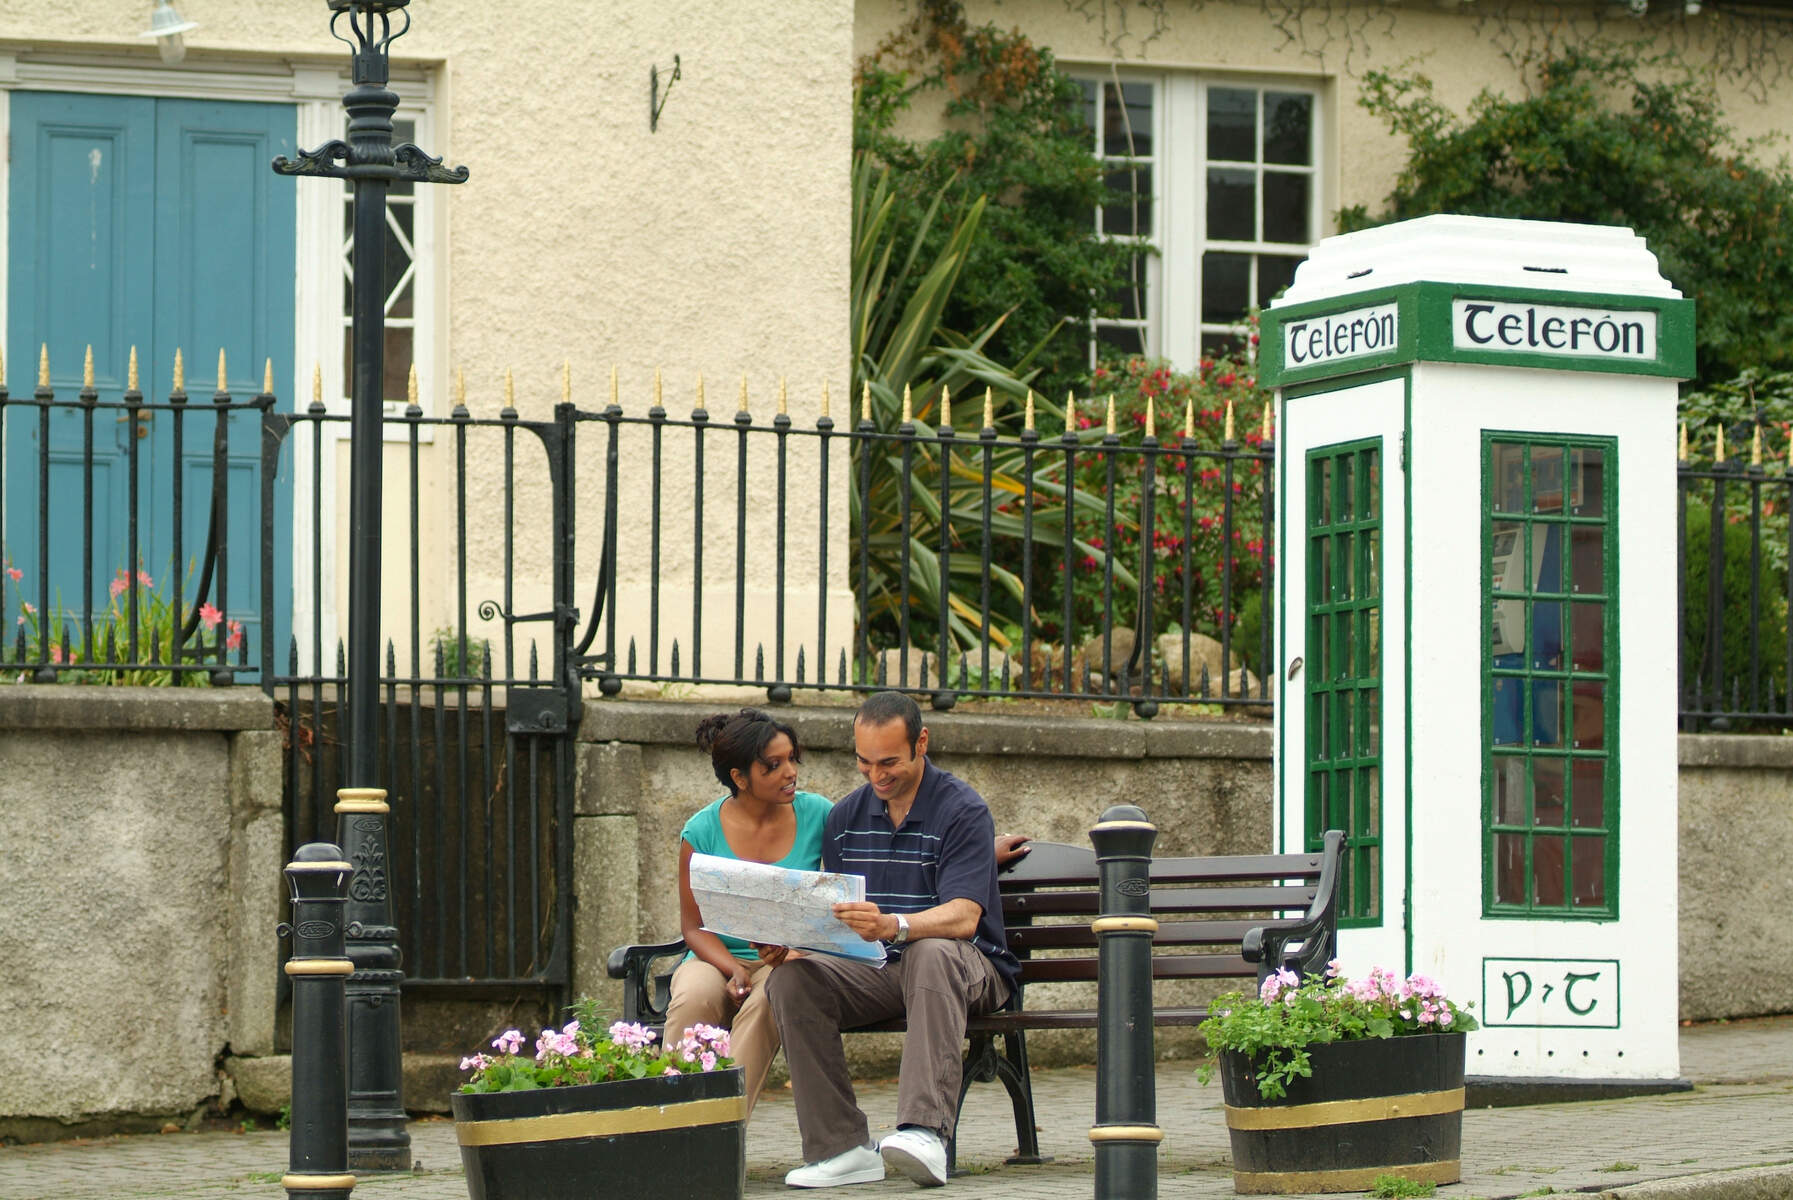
left=4, top=91, right=294, bottom=679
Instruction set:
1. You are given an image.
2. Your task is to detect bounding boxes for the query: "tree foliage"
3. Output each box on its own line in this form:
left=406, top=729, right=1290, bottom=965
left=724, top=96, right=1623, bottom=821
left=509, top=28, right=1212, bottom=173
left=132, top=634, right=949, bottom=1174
left=1342, top=47, right=1793, bottom=385
left=856, top=0, right=1133, bottom=401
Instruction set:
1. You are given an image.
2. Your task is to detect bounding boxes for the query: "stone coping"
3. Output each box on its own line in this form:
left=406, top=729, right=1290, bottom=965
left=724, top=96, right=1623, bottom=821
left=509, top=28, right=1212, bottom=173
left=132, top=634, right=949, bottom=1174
left=577, top=699, right=1272, bottom=760
left=0, top=684, right=274, bottom=731
left=1678, top=732, right=1793, bottom=770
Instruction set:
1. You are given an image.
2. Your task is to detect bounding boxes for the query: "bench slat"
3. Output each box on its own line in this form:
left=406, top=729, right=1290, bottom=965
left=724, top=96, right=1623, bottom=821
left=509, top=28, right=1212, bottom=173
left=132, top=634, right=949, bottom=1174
left=1007, top=917, right=1304, bottom=952
left=1018, top=952, right=1259, bottom=983
left=1005, top=884, right=1318, bottom=917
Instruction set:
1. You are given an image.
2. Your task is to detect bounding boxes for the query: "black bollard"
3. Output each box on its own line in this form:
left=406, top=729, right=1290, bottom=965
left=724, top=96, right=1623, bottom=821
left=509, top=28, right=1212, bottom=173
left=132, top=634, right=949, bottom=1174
left=1089, top=804, right=1160, bottom=1200
left=282, top=843, right=356, bottom=1199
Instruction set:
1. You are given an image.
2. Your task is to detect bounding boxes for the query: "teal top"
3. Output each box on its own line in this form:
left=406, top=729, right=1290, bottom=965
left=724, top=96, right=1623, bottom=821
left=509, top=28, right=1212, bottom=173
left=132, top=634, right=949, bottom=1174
left=681, top=790, right=831, bottom=962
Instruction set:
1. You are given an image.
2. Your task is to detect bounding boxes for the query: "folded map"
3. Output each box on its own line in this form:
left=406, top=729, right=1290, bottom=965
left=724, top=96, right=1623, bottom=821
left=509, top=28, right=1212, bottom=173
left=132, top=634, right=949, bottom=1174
left=688, top=853, right=887, bottom=965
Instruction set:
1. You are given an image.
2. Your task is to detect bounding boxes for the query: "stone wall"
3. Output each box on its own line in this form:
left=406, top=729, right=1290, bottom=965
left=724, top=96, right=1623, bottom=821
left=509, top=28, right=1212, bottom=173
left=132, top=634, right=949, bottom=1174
left=0, top=688, right=282, bottom=1141
left=3, top=688, right=1788, bottom=1133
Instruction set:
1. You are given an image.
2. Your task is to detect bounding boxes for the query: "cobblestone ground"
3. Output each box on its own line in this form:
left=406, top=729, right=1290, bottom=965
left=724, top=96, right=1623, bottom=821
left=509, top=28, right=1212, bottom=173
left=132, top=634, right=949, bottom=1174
left=2, top=1016, right=1790, bottom=1200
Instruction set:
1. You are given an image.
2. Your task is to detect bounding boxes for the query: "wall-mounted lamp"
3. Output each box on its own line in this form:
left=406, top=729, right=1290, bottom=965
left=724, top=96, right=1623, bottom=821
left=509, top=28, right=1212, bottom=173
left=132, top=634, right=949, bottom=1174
left=140, top=1, right=198, bottom=64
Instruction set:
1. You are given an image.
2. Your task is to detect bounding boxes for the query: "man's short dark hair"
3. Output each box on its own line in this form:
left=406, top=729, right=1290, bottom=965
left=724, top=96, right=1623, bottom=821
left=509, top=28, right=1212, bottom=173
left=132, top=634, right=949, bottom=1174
left=855, top=690, right=922, bottom=752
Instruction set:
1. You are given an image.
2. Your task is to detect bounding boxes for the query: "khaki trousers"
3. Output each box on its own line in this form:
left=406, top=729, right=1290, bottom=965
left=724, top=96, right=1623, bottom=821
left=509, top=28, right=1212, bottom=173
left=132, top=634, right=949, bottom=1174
left=663, top=957, right=780, bottom=1118
left=765, top=938, right=1009, bottom=1163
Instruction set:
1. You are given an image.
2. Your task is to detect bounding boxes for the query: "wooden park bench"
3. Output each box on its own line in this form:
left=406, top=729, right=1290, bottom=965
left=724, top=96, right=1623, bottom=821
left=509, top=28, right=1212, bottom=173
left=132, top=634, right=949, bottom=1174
left=607, top=829, right=1343, bottom=1172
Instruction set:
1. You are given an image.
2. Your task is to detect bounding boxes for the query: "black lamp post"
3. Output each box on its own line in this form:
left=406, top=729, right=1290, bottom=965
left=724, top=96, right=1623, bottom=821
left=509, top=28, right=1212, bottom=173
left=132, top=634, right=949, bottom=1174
left=273, top=0, right=467, bottom=1173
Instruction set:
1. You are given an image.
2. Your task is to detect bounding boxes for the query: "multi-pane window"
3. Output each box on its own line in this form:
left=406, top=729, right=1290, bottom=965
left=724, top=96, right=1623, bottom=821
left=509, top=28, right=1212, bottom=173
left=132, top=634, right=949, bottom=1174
left=1306, top=440, right=1382, bottom=926
left=1071, top=75, right=1320, bottom=369
left=1485, top=435, right=1617, bottom=918
left=1200, top=88, right=1314, bottom=359
left=341, top=117, right=419, bottom=408
left=1079, top=80, right=1157, bottom=360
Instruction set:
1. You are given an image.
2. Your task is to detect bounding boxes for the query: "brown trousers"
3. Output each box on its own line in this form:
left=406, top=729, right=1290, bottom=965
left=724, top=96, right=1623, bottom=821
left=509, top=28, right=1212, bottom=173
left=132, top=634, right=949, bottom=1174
left=663, top=957, right=780, bottom=1118
left=765, top=938, right=1009, bottom=1163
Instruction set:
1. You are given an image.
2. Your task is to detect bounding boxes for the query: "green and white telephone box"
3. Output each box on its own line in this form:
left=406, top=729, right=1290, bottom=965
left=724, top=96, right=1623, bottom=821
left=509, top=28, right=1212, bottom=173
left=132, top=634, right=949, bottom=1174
left=1261, top=215, right=1693, bottom=1084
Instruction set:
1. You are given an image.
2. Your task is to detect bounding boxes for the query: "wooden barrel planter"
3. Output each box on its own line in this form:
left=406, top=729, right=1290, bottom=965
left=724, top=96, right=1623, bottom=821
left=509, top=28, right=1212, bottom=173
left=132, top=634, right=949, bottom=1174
left=451, top=1067, right=745, bottom=1200
left=1219, top=1032, right=1465, bottom=1195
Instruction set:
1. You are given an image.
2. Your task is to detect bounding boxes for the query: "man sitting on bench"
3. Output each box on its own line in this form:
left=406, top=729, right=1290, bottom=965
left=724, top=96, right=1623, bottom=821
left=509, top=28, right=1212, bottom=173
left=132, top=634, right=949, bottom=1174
left=767, top=691, right=1020, bottom=1189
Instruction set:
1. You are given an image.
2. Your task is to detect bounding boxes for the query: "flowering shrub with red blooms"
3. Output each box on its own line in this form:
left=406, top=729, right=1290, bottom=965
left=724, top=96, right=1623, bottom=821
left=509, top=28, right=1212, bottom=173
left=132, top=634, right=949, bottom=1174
left=2, top=558, right=242, bottom=686
left=459, top=999, right=735, bottom=1094
left=1030, top=331, right=1273, bottom=669
left=1197, top=962, right=1479, bottom=1100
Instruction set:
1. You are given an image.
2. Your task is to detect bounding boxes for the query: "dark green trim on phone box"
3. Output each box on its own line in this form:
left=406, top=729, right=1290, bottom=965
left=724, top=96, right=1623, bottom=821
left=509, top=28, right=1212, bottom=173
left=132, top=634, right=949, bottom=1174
left=1262, top=282, right=1695, bottom=388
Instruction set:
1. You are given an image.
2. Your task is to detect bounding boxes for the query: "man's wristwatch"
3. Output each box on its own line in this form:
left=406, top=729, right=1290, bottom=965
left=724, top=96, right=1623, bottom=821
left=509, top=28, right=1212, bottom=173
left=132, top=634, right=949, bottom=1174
left=890, top=913, right=911, bottom=945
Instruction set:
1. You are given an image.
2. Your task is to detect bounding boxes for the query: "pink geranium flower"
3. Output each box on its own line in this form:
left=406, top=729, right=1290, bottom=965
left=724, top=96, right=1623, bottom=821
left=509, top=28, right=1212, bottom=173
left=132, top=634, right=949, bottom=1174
left=198, top=602, right=223, bottom=630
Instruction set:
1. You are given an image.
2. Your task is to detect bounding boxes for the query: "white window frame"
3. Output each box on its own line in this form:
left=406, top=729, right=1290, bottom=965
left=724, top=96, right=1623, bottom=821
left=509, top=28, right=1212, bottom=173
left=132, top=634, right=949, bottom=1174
left=1067, top=65, right=1327, bottom=371
left=0, top=50, right=446, bottom=673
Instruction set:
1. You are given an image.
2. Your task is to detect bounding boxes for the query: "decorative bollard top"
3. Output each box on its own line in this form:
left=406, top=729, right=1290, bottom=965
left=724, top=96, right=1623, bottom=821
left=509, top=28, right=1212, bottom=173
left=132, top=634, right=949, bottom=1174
left=1090, top=806, right=1156, bottom=860
left=285, top=843, right=352, bottom=903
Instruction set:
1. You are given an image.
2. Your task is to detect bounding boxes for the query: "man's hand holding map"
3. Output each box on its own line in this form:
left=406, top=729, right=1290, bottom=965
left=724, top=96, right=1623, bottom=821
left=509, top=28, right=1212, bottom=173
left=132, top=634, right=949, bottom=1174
left=688, top=853, right=887, bottom=965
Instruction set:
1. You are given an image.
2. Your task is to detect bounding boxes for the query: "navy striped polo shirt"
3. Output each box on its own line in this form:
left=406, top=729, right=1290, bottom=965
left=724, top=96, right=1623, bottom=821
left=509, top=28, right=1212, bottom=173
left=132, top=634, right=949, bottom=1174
left=823, top=759, right=1020, bottom=990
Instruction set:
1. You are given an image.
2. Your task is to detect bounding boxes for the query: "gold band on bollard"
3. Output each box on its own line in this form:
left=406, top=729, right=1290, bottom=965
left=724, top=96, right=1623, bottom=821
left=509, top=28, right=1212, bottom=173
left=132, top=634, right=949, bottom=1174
left=1089, top=819, right=1157, bottom=832
left=1233, top=1161, right=1460, bottom=1194
left=334, top=787, right=389, bottom=814
left=1224, top=1087, right=1465, bottom=1131
left=285, top=958, right=355, bottom=977
left=1088, top=1124, right=1165, bottom=1143
left=284, top=860, right=353, bottom=873
left=456, top=1095, right=748, bottom=1146
left=279, top=1174, right=357, bottom=1190
left=1090, top=916, right=1159, bottom=934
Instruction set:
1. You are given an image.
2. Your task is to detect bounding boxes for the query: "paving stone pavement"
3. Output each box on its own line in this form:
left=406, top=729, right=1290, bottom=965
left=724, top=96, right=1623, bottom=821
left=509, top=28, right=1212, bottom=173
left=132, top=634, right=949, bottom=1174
left=3, top=1016, right=1791, bottom=1200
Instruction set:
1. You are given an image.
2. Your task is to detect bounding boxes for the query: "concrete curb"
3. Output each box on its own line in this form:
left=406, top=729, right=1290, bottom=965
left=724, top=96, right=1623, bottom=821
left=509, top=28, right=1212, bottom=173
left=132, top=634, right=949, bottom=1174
left=1601, top=1163, right=1793, bottom=1199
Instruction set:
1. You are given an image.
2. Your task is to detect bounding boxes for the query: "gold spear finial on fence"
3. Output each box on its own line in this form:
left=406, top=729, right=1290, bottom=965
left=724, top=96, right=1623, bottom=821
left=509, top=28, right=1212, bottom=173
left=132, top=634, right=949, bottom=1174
left=940, top=384, right=951, bottom=429
left=407, top=363, right=419, bottom=408
left=1105, top=393, right=1116, bottom=436
left=861, top=380, right=872, bottom=423
left=1184, top=397, right=1195, bottom=443
left=609, top=363, right=618, bottom=409
left=264, top=358, right=274, bottom=395
left=902, top=383, right=914, bottom=425
left=83, top=345, right=94, bottom=389
left=563, top=360, right=572, bottom=406
left=128, top=347, right=139, bottom=392
left=217, top=348, right=228, bottom=392
left=983, top=386, right=994, bottom=431
left=1678, top=421, right=1689, bottom=462
left=1144, top=395, right=1156, bottom=438
left=1754, top=420, right=1764, bottom=467
left=1224, top=398, right=1236, bottom=443
left=821, top=379, right=831, bottom=420
left=653, top=366, right=664, bottom=409
left=1716, top=422, right=1726, bottom=464
left=504, top=368, right=516, bottom=411
left=1025, top=390, right=1036, bottom=432
left=1261, top=402, right=1273, bottom=442
left=314, top=363, right=323, bottom=407
left=779, top=377, right=788, bottom=416
left=454, top=366, right=465, bottom=410
left=739, top=375, right=750, bottom=413
left=37, top=344, right=49, bottom=388
left=696, top=372, right=706, bottom=410
left=173, top=348, right=184, bottom=392
left=0, top=344, right=7, bottom=388
left=1065, top=390, right=1076, bottom=433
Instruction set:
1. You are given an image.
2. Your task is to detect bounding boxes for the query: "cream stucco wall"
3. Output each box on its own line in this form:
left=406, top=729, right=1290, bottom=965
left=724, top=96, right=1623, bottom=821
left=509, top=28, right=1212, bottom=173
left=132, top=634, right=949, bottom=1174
left=0, top=1, right=856, bottom=677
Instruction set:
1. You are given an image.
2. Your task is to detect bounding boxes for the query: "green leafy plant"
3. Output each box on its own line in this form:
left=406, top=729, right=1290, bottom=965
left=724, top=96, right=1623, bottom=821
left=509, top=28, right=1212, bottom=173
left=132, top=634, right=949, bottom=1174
left=1598, top=1161, right=1640, bottom=1172
left=458, top=1002, right=734, bottom=1094
left=1369, top=1176, right=1437, bottom=1198
left=2, top=558, right=240, bottom=686
left=857, top=0, right=1133, bottom=401
left=275, top=1103, right=291, bottom=1132
left=428, top=626, right=489, bottom=679
left=1344, top=46, right=1793, bottom=386
left=1681, top=497, right=1789, bottom=713
left=1198, top=964, right=1479, bottom=1100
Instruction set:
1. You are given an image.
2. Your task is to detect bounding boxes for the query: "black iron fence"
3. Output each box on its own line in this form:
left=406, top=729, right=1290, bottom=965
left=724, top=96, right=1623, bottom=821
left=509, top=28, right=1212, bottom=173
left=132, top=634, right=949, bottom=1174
left=1678, top=449, right=1793, bottom=728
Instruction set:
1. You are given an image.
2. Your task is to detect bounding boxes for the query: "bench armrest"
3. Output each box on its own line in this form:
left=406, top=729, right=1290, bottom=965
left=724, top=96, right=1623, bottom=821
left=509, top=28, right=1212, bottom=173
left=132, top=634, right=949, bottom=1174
left=605, top=938, right=688, bottom=1024
left=1241, top=829, right=1344, bottom=983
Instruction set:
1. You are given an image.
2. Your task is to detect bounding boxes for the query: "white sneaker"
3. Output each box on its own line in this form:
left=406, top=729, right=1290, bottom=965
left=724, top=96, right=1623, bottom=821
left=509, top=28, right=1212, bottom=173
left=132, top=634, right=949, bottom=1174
left=785, top=1143, right=886, bottom=1188
left=879, top=1126, right=948, bottom=1187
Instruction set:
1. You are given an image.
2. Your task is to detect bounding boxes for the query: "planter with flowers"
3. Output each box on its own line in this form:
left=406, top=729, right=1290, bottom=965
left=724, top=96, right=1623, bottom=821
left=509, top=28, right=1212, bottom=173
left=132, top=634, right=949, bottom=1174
left=452, top=999, right=742, bottom=1200
left=1198, top=964, right=1479, bottom=1195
